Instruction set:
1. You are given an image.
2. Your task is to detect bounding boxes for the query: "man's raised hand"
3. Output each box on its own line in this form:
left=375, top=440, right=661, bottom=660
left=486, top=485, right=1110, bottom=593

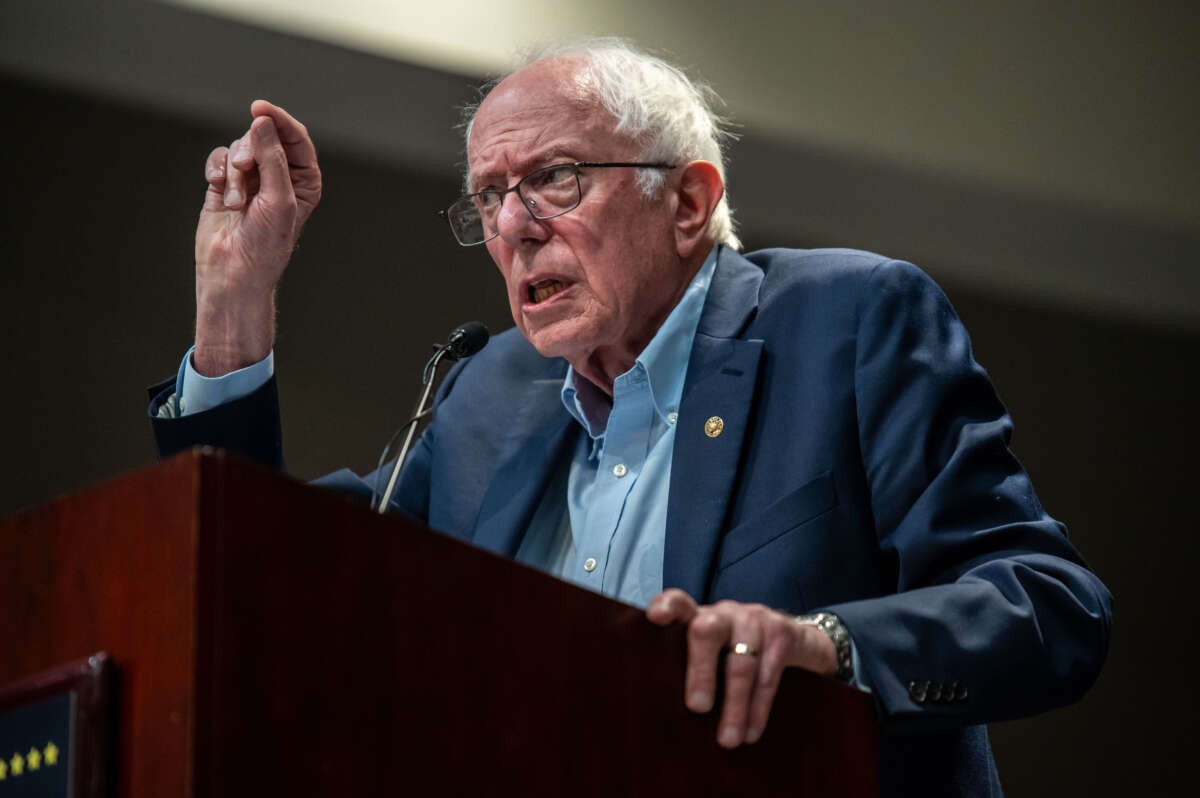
left=194, top=100, right=322, bottom=377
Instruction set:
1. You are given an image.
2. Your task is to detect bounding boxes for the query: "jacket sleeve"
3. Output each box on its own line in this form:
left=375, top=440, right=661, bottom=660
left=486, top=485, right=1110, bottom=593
left=825, top=259, right=1112, bottom=729
left=147, top=374, right=284, bottom=469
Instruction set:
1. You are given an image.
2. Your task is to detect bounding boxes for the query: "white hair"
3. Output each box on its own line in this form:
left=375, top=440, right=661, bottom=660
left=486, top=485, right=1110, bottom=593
left=462, top=37, right=741, bottom=250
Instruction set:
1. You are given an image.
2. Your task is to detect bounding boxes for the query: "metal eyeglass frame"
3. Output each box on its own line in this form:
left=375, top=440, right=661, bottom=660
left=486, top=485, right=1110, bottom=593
left=438, top=161, right=676, bottom=246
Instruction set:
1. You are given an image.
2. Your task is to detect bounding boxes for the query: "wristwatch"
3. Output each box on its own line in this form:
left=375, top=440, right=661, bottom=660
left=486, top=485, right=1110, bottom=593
left=795, top=611, right=854, bottom=683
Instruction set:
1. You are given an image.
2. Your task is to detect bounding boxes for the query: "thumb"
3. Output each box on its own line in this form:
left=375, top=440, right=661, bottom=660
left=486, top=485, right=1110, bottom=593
left=248, top=115, right=292, bottom=209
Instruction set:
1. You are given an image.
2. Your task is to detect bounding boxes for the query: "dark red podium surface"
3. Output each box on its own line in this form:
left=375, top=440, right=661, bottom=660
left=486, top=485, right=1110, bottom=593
left=0, top=449, right=877, bottom=796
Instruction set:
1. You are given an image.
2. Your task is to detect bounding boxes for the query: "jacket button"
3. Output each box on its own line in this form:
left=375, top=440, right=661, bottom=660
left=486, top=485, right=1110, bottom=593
left=928, top=682, right=943, bottom=702
left=954, top=682, right=969, bottom=702
left=908, top=681, right=928, bottom=703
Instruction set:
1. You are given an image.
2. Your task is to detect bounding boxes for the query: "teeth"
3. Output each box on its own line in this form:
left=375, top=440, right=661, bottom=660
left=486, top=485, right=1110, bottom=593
left=530, top=279, right=566, bottom=304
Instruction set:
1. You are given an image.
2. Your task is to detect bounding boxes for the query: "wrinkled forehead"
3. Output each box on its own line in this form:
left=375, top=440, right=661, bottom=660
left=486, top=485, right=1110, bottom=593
left=466, top=59, right=624, bottom=185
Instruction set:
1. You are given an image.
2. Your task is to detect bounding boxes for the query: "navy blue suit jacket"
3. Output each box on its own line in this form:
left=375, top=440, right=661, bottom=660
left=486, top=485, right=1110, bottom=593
left=151, top=246, right=1111, bottom=796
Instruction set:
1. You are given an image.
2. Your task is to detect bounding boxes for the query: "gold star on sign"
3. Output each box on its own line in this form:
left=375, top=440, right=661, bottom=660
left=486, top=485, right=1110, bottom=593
left=44, top=742, right=59, bottom=766
left=9, top=752, right=23, bottom=776
left=27, top=747, right=41, bottom=770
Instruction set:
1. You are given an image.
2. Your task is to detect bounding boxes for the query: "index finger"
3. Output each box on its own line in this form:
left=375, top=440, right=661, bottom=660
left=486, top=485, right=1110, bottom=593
left=249, top=99, right=317, bottom=168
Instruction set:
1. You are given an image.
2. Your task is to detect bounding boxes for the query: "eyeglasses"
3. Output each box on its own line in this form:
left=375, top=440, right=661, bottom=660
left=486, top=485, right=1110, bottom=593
left=438, top=161, right=676, bottom=246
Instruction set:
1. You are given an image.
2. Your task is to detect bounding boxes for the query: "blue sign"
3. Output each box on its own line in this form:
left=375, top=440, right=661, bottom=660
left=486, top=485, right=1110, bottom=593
left=0, top=692, right=71, bottom=797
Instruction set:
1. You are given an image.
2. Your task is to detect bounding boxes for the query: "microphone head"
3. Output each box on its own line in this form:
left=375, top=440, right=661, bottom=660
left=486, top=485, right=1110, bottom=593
left=445, top=321, right=489, bottom=359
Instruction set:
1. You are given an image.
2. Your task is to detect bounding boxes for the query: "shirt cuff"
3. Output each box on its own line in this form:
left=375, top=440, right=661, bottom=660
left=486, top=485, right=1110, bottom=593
left=178, top=346, right=275, bottom=417
left=848, top=641, right=873, bottom=694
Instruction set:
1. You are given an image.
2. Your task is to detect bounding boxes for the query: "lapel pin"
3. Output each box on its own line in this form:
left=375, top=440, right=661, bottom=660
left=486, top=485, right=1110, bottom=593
left=704, top=416, right=724, bottom=438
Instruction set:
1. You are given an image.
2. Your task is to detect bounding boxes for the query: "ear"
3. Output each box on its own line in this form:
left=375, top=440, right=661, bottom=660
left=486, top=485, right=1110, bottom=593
left=671, top=160, right=725, bottom=259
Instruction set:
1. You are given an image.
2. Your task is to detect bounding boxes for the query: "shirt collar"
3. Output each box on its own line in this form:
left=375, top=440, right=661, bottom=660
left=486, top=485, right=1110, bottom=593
left=560, top=246, right=719, bottom=440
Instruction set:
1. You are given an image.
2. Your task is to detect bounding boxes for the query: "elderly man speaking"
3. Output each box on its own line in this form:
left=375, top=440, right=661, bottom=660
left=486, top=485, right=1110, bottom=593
left=149, top=38, right=1111, bottom=796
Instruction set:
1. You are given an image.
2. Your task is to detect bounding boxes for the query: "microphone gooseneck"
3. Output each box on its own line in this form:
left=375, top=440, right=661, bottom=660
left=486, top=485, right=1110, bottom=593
left=374, top=322, right=490, bottom=514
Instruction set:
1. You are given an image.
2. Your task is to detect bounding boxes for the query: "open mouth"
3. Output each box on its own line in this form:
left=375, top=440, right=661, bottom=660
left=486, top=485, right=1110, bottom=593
left=528, top=278, right=569, bottom=304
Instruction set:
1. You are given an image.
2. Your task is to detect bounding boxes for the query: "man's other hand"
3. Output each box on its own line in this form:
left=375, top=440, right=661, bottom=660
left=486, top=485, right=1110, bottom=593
left=194, top=100, right=322, bottom=377
left=646, top=588, right=837, bottom=748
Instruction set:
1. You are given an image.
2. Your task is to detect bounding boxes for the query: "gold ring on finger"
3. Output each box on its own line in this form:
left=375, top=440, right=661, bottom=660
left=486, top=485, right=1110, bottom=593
left=732, top=642, right=760, bottom=657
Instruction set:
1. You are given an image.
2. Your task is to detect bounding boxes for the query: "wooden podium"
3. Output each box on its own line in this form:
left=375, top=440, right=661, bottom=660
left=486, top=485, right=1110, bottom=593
left=0, top=450, right=877, bottom=796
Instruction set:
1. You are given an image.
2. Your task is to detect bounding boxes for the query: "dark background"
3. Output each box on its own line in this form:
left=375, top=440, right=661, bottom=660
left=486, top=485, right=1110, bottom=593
left=2, top=3, right=1198, bottom=795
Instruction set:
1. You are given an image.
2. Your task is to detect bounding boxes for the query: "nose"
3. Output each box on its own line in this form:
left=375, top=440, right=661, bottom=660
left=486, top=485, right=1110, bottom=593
left=494, top=188, right=548, bottom=246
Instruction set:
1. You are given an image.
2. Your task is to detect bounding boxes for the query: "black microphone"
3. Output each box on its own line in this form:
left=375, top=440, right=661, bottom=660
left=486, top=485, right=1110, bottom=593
left=375, top=321, right=490, bottom=513
left=445, top=321, right=489, bottom=360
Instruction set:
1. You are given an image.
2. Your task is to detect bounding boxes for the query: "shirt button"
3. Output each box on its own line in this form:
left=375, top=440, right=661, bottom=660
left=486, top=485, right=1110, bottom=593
left=583, top=557, right=597, bottom=572
left=612, top=463, right=628, bottom=478
left=667, top=412, right=678, bottom=425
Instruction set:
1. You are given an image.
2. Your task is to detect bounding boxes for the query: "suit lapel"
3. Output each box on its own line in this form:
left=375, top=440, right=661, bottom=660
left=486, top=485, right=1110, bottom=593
left=472, top=370, right=576, bottom=558
left=663, top=248, right=765, bottom=600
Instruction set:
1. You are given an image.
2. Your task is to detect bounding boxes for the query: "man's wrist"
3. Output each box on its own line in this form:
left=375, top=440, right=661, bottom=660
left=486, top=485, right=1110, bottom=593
left=192, top=343, right=271, bottom=377
left=193, top=291, right=276, bottom=377
left=795, top=612, right=854, bottom=683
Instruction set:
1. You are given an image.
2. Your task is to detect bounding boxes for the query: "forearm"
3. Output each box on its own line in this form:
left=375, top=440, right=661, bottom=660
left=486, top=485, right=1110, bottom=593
left=193, top=277, right=276, bottom=376
left=829, top=548, right=1110, bottom=728
left=847, top=258, right=1112, bottom=727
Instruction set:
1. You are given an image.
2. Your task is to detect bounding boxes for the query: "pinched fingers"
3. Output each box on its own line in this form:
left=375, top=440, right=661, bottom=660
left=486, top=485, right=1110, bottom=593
left=249, top=100, right=320, bottom=216
left=250, top=99, right=318, bottom=168
left=220, top=119, right=290, bottom=219
left=244, top=115, right=295, bottom=216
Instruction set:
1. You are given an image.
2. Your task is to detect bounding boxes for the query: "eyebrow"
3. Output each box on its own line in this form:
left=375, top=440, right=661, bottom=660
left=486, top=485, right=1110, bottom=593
left=470, top=147, right=579, bottom=191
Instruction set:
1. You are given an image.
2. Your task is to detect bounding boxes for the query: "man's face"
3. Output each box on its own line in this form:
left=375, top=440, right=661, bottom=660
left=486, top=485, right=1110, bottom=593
left=467, top=59, right=691, bottom=382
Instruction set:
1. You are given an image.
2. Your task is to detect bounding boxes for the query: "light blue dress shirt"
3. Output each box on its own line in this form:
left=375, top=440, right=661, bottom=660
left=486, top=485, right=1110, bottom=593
left=175, top=251, right=715, bottom=610
left=515, top=250, right=718, bottom=608
left=167, top=347, right=274, bottom=418
left=171, top=246, right=867, bottom=687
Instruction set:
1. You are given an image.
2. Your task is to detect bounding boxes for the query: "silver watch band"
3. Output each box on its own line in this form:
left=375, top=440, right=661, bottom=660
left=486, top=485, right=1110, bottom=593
left=795, top=611, right=854, bottom=683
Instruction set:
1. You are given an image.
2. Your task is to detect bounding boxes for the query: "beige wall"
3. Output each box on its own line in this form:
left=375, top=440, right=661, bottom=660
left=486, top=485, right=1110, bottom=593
left=167, top=0, right=1199, bottom=229
left=2, top=0, right=1198, bottom=326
